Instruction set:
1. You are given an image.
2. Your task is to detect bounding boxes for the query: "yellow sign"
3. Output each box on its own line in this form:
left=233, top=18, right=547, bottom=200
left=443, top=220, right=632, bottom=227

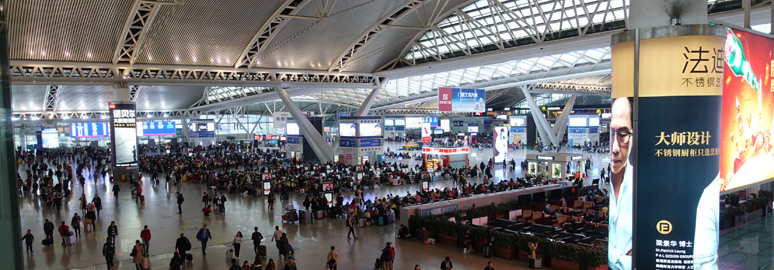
left=612, top=35, right=725, bottom=98
left=656, top=220, right=673, bottom=235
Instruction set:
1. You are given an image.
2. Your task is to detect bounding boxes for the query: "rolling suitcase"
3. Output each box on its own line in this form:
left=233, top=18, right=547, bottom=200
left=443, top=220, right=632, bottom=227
left=226, top=248, right=234, bottom=258
left=142, top=257, right=150, bottom=269
left=378, top=216, right=384, bottom=226
left=387, top=214, right=394, bottom=224
left=42, top=239, right=53, bottom=246
left=258, top=245, right=267, bottom=257
left=185, top=253, right=193, bottom=262
left=140, top=195, right=145, bottom=203
left=358, top=218, right=365, bottom=228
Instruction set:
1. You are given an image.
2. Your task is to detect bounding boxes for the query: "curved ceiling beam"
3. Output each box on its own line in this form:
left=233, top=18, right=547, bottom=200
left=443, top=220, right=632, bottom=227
left=375, top=0, right=478, bottom=71
left=327, top=0, right=438, bottom=72
left=112, top=0, right=178, bottom=65
left=234, top=0, right=314, bottom=69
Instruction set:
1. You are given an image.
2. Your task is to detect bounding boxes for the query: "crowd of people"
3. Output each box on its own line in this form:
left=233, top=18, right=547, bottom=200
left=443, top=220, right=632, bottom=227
left=17, top=141, right=591, bottom=270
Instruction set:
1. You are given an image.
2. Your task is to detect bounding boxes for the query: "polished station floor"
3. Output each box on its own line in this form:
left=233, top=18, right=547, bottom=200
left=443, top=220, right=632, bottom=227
left=18, top=143, right=610, bottom=270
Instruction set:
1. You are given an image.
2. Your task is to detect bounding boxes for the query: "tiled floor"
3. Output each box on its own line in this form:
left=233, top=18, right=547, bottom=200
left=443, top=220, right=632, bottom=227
left=719, top=217, right=774, bottom=270
left=18, top=142, right=610, bottom=269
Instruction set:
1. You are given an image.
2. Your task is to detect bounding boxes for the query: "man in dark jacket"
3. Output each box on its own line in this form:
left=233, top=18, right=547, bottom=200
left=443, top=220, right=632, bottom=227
left=21, top=229, right=34, bottom=253
left=196, top=225, right=212, bottom=255
left=112, top=184, right=120, bottom=199
left=440, top=256, right=454, bottom=270
left=175, top=233, right=191, bottom=260
left=102, top=239, right=116, bottom=270
left=107, top=221, right=118, bottom=244
left=177, top=192, right=184, bottom=214
left=251, top=227, right=263, bottom=254
left=43, top=219, right=54, bottom=242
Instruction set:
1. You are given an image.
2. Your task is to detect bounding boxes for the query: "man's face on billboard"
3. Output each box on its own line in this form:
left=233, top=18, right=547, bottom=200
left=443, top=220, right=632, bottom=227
left=610, top=98, right=632, bottom=175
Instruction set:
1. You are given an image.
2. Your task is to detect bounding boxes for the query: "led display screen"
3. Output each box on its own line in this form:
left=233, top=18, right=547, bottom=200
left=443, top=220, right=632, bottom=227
left=394, top=119, right=405, bottom=126
left=588, top=117, right=600, bottom=127
left=405, top=117, right=423, bottom=128
left=286, top=122, right=300, bottom=135
left=384, top=119, right=394, bottom=126
left=42, top=128, right=59, bottom=148
left=138, top=121, right=176, bottom=136
left=109, top=103, right=138, bottom=166
left=440, top=119, right=450, bottom=131
left=509, top=117, right=526, bottom=126
left=569, top=117, right=587, bottom=127
left=359, top=122, right=382, bottom=137
left=339, top=123, right=356, bottom=137
left=468, top=126, right=479, bottom=133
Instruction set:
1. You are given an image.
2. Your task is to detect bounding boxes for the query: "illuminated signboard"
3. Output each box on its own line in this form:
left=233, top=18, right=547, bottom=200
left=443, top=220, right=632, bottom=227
left=359, top=123, right=382, bottom=137
left=421, top=147, right=469, bottom=155
left=109, top=103, right=138, bottom=167
left=70, top=122, right=110, bottom=138
left=537, top=155, right=554, bottom=161
left=286, top=122, right=300, bottom=135
left=138, top=121, right=176, bottom=136
left=338, top=123, right=356, bottom=137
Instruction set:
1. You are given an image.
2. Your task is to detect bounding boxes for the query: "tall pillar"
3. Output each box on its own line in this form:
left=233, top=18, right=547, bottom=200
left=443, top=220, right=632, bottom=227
left=0, top=0, right=23, bottom=268
left=553, top=95, right=577, bottom=142
left=521, top=86, right=559, bottom=146
left=110, top=84, right=139, bottom=180
left=274, top=87, right=334, bottom=162
left=629, top=0, right=707, bottom=29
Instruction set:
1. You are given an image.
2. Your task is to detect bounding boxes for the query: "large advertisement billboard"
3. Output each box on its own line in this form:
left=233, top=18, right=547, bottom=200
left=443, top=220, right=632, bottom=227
left=493, top=126, right=508, bottom=164
left=109, top=103, right=138, bottom=167
left=438, top=88, right=486, bottom=112
left=610, top=26, right=724, bottom=270
left=719, top=28, right=774, bottom=192
left=42, top=128, right=59, bottom=148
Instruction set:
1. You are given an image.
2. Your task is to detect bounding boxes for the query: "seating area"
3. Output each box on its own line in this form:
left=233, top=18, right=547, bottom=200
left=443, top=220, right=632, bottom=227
left=484, top=195, right=609, bottom=246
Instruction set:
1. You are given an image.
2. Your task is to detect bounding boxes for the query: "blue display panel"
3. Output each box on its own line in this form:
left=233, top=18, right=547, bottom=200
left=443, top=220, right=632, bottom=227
left=139, top=121, right=176, bottom=136
left=71, top=122, right=110, bottom=138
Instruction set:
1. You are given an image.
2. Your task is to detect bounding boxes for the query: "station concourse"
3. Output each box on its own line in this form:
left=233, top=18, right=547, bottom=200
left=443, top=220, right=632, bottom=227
left=1, top=0, right=773, bottom=270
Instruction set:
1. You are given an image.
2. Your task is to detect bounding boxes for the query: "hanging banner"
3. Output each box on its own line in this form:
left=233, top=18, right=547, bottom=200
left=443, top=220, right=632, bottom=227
left=719, top=28, right=774, bottom=192
left=438, top=88, right=486, bottom=112
left=610, top=25, right=724, bottom=270
left=273, top=112, right=291, bottom=128
left=421, top=122, right=431, bottom=143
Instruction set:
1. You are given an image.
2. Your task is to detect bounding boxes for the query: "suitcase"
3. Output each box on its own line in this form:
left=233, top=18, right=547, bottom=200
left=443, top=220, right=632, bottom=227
left=378, top=216, right=384, bottom=226
left=358, top=219, right=365, bottom=228
left=142, top=257, right=150, bottom=269
left=185, top=253, right=193, bottom=262
left=387, top=214, right=394, bottom=224
left=530, top=258, right=542, bottom=268
left=42, top=239, right=53, bottom=246
left=316, top=210, right=323, bottom=219
left=258, top=245, right=267, bottom=257
left=140, top=195, right=145, bottom=203
left=226, top=248, right=234, bottom=258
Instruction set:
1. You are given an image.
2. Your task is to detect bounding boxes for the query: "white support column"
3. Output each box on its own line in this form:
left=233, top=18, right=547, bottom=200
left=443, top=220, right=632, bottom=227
left=521, top=86, right=559, bottom=146
left=553, top=95, right=577, bottom=142
left=274, top=86, right=334, bottom=162
left=355, top=78, right=382, bottom=117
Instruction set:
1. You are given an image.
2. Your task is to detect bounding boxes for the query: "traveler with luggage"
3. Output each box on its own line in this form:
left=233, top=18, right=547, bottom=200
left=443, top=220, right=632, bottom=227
left=175, top=233, right=192, bottom=263
left=131, top=240, right=145, bottom=270
left=251, top=227, right=264, bottom=255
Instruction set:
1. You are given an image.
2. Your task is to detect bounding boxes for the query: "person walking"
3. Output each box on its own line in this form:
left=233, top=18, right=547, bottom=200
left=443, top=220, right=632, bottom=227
left=440, top=256, right=454, bottom=270
left=346, top=215, right=357, bottom=239
left=132, top=240, right=145, bottom=270
left=140, top=225, right=151, bottom=256
left=43, top=219, right=54, bottom=244
left=283, top=257, right=297, bottom=270
left=112, top=183, right=120, bottom=199
left=484, top=261, right=496, bottom=270
left=380, top=242, right=395, bottom=270
left=57, top=221, right=71, bottom=247
left=251, top=227, right=263, bottom=255
left=70, top=213, right=81, bottom=237
left=107, top=221, right=118, bottom=244
left=177, top=192, right=185, bottom=214
left=229, top=259, right=241, bottom=270
left=21, top=229, right=34, bottom=253
left=196, top=224, right=212, bottom=255
left=92, top=194, right=102, bottom=216
left=175, top=233, right=191, bottom=261
left=232, top=231, right=243, bottom=259
left=326, top=246, right=338, bottom=270
left=169, top=251, right=183, bottom=270
left=102, top=239, right=116, bottom=270
left=271, top=226, right=283, bottom=257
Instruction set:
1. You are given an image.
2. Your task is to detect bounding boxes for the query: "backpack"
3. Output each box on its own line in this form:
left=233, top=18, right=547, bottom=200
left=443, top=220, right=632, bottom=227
left=184, top=238, right=192, bottom=251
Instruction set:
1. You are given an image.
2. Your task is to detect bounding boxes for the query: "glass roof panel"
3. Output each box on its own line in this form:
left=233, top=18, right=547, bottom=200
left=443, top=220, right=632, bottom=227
left=404, top=0, right=644, bottom=61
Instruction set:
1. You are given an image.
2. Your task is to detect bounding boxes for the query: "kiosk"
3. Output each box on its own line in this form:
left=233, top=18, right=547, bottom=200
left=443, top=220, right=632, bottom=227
left=421, top=147, right=470, bottom=169
left=525, top=153, right=586, bottom=180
